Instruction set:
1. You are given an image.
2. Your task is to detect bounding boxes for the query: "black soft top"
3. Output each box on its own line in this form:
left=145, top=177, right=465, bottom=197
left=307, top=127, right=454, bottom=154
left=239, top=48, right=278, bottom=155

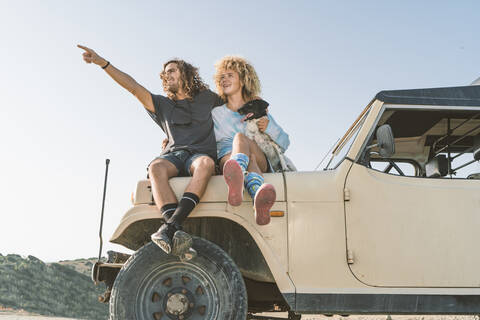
left=375, top=85, right=480, bottom=107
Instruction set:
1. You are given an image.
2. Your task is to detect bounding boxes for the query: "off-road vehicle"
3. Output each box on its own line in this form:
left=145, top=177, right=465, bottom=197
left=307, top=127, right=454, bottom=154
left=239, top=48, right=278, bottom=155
left=93, top=84, right=480, bottom=320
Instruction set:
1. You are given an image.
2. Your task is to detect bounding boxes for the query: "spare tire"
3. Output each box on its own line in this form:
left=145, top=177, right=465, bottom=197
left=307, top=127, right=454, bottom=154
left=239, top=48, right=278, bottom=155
left=109, top=237, right=247, bottom=320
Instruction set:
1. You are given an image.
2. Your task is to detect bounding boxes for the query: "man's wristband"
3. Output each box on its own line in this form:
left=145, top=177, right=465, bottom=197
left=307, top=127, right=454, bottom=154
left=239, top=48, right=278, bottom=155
left=101, top=61, right=110, bottom=69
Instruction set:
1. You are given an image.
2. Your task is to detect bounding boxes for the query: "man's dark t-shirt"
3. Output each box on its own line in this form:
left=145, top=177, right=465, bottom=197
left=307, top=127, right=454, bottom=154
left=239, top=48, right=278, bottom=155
left=146, top=89, right=223, bottom=161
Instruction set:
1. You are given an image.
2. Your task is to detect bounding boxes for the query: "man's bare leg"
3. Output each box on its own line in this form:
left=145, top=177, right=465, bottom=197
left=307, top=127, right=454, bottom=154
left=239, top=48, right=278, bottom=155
left=148, top=159, right=179, bottom=211
left=185, top=156, right=216, bottom=196
left=167, top=155, right=215, bottom=225
left=169, top=156, right=215, bottom=257
left=149, top=158, right=179, bottom=253
left=152, top=156, right=215, bottom=254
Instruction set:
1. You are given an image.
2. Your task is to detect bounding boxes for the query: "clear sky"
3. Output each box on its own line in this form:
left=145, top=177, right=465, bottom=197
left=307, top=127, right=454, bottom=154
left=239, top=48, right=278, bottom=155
left=1, top=0, right=479, bottom=262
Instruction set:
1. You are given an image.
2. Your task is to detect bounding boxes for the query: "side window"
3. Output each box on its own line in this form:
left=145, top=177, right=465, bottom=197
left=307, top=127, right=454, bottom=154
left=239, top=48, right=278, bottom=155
left=453, top=153, right=480, bottom=179
left=370, top=160, right=418, bottom=177
left=364, top=108, right=480, bottom=179
left=429, top=150, right=480, bottom=179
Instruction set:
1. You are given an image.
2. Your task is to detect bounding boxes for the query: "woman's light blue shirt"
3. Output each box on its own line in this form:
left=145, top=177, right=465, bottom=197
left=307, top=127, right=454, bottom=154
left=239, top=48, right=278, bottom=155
left=212, top=104, right=290, bottom=159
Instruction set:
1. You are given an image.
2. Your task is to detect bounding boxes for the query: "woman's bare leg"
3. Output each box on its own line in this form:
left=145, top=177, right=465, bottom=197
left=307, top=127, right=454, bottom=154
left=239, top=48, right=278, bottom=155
left=219, top=153, right=232, bottom=172
left=223, top=133, right=268, bottom=172
left=223, top=133, right=275, bottom=225
left=222, top=133, right=266, bottom=206
left=244, top=140, right=268, bottom=174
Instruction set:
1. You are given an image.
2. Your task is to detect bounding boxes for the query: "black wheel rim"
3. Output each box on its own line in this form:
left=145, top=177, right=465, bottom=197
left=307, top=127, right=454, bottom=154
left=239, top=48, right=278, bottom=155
left=136, top=261, right=219, bottom=320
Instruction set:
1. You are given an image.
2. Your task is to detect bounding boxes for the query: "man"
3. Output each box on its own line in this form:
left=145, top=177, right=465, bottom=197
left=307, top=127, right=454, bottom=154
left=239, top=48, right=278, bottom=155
left=78, top=45, right=222, bottom=255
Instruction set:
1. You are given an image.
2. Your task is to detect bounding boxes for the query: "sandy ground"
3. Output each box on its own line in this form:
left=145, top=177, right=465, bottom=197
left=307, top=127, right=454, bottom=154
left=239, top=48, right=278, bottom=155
left=0, top=316, right=76, bottom=319
left=0, top=311, right=76, bottom=319
left=0, top=312, right=478, bottom=320
left=0, top=313, right=75, bottom=320
left=260, top=316, right=478, bottom=320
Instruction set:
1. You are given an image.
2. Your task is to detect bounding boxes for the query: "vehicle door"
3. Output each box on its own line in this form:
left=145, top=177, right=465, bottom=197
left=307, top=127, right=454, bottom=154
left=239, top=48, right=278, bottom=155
left=344, top=106, right=480, bottom=287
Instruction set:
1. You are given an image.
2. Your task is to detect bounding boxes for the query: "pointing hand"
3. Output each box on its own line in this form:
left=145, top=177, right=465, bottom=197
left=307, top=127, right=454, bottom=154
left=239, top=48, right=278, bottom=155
left=77, top=44, right=107, bottom=67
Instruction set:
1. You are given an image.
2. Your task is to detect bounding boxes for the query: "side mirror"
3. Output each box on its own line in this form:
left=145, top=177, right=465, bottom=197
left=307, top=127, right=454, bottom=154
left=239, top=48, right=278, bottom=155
left=367, top=124, right=395, bottom=158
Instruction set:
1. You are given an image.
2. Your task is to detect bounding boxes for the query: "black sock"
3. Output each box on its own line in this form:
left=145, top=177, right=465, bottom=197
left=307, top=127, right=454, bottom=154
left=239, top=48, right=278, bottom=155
left=167, top=192, right=200, bottom=226
left=161, top=203, right=178, bottom=221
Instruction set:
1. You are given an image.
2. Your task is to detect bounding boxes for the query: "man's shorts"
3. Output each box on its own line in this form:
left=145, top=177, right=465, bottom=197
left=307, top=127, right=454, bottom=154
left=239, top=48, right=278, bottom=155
left=149, top=150, right=212, bottom=177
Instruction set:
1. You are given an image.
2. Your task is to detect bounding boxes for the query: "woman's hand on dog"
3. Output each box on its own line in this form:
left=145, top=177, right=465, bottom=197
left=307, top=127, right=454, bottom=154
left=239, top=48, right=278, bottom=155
left=257, top=116, right=269, bottom=132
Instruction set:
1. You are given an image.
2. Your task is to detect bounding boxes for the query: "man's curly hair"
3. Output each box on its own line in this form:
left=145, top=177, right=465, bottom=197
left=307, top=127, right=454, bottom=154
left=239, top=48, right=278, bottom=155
left=214, top=56, right=261, bottom=102
left=161, top=59, right=208, bottom=100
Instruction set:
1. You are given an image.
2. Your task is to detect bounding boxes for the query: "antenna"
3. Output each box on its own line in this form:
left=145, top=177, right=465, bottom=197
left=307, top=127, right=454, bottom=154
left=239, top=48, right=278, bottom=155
left=98, top=159, right=110, bottom=262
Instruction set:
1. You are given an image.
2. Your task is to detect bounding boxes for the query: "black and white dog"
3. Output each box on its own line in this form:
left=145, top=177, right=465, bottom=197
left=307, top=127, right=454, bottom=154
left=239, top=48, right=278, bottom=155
left=238, top=99, right=296, bottom=172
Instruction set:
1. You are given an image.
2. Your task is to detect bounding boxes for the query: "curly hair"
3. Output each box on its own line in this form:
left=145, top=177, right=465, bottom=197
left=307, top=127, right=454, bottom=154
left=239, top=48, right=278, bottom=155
left=160, top=59, right=208, bottom=100
left=214, top=56, right=261, bottom=102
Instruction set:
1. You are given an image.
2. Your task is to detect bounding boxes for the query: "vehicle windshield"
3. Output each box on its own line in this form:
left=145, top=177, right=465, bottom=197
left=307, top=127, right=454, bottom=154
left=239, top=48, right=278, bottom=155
left=324, top=109, right=370, bottom=170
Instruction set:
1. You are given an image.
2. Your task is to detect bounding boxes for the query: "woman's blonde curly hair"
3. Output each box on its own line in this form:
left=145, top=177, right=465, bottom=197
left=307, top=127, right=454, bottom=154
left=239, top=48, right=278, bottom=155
left=214, top=56, right=261, bottom=102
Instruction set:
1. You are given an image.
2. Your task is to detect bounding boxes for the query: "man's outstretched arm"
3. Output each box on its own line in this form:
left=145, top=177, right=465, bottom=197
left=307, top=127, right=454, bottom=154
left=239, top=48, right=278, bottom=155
left=77, top=44, right=154, bottom=113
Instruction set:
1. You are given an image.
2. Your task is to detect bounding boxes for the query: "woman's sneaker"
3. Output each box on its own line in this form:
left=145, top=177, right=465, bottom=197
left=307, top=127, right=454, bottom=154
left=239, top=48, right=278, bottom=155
left=253, top=184, right=276, bottom=225
left=223, top=159, right=244, bottom=206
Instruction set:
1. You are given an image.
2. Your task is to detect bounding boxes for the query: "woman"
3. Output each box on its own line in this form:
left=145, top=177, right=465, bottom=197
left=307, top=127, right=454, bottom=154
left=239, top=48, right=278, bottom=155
left=212, top=56, right=290, bottom=225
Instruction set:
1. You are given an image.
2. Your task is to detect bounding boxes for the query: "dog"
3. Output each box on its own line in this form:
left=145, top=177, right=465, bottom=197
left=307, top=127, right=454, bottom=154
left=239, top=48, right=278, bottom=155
left=238, top=99, right=296, bottom=172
